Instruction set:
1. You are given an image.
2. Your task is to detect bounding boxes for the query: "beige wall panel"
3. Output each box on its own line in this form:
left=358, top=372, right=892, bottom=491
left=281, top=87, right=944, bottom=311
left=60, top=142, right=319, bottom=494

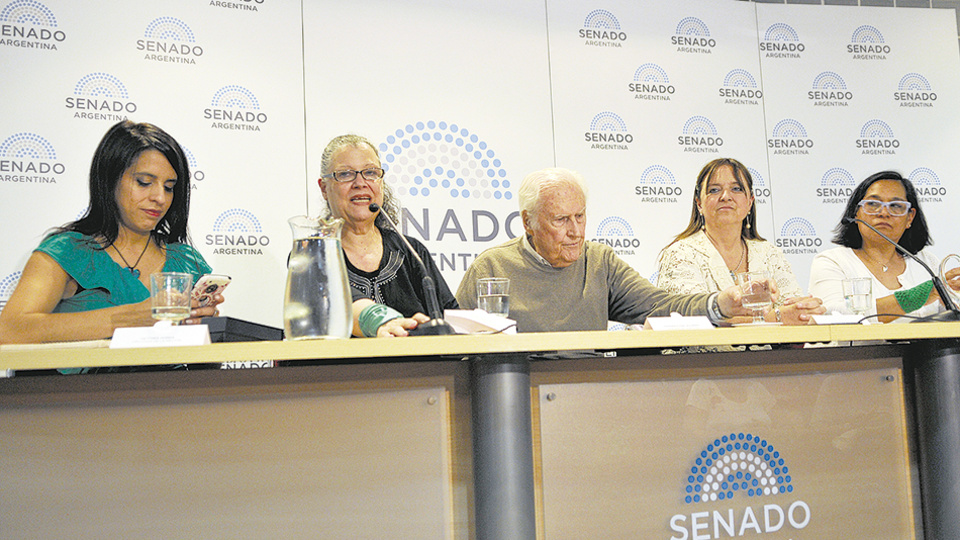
left=0, top=386, right=453, bottom=539
left=537, top=368, right=914, bottom=539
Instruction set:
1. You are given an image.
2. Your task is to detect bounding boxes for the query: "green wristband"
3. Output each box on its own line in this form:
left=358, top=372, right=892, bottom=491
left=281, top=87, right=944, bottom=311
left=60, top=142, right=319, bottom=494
left=894, top=280, right=934, bottom=314
left=358, top=303, right=403, bottom=337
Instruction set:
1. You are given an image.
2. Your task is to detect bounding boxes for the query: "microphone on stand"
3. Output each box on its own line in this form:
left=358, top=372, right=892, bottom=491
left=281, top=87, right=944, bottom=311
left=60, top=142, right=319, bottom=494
left=368, top=203, right=457, bottom=335
left=843, top=216, right=960, bottom=321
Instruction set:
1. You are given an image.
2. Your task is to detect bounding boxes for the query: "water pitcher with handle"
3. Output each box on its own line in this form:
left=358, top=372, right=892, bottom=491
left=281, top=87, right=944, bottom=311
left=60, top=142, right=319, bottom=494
left=284, top=215, right=352, bottom=339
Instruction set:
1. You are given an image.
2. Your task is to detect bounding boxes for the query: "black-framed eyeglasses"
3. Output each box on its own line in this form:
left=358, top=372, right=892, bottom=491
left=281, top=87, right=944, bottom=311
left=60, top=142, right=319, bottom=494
left=857, top=199, right=912, bottom=216
left=322, top=168, right=385, bottom=183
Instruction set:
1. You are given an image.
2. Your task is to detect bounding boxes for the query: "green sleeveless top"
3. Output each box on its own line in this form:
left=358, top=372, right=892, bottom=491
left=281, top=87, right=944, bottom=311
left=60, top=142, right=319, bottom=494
left=36, top=231, right=211, bottom=313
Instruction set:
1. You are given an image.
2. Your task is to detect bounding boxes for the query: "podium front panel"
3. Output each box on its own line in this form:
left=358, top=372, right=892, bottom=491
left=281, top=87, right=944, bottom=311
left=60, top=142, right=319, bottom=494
left=537, top=368, right=915, bottom=539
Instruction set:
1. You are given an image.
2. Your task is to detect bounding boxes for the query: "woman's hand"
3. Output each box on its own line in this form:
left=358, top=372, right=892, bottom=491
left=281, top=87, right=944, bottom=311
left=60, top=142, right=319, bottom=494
left=717, top=277, right=780, bottom=318
left=772, top=296, right=826, bottom=325
left=376, top=312, right=430, bottom=337
left=945, top=267, right=960, bottom=292
left=184, top=293, right=225, bottom=324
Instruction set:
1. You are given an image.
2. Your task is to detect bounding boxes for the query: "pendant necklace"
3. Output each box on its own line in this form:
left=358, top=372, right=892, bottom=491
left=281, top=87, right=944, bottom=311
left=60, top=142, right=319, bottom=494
left=728, top=240, right=747, bottom=280
left=706, top=229, right=746, bottom=280
left=112, top=240, right=150, bottom=279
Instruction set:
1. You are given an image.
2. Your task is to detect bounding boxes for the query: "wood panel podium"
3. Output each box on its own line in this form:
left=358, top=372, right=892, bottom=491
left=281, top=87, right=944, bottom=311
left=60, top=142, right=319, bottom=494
left=1, top=323, right=958, bottom=539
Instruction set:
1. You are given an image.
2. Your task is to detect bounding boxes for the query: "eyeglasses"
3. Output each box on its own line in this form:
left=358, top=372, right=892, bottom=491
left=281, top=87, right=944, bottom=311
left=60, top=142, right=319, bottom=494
left=857, top=199, right=912, bottom=216
left=323, top=168, right=384, bottom=183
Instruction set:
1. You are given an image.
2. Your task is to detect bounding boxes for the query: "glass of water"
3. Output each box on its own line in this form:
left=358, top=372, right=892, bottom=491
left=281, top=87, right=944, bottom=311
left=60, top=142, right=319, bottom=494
left=477, top=277, right=510, bottom=317
left=842, top=277, right=872, bottom=318
left=736, top=271, right=773, bottom=324
left=150, top=272, right=193, bottom=324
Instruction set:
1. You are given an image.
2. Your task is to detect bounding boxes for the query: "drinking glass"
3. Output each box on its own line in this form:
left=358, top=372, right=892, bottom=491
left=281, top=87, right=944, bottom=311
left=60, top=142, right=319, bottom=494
left=736, top=271, right=773, bottom=324
left=150, top=272, right=193, bottom=324
left=842, top=277, right=873, bottom=317
left=477, top=277, right=510, bottom=317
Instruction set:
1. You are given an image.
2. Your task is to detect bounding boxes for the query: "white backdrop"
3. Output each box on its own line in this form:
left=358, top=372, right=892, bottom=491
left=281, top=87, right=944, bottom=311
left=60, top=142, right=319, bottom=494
left=1, top=0, right=958, bottom=328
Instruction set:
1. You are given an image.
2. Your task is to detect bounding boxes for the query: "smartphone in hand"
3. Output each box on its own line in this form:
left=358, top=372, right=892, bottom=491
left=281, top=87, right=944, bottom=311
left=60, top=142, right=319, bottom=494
left=192, top=274, right=231, bottom=308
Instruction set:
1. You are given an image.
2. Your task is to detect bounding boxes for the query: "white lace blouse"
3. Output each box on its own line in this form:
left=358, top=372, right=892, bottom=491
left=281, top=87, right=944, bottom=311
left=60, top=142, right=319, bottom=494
left=656, top=229, right=804, bottom=299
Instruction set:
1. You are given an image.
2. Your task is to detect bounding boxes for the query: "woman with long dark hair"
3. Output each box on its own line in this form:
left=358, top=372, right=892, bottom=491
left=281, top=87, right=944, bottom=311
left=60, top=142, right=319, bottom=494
left=0, top=121, right=223, bottom=343
left=656, top=158, right=822, bottom=324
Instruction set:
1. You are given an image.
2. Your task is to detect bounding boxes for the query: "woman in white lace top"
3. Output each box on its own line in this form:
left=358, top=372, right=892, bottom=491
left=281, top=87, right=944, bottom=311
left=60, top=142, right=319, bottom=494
left=656, top=158, right=822, bottom=325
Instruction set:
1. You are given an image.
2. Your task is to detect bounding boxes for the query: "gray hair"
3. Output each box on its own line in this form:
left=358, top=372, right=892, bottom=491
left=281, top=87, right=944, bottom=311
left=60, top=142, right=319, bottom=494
left=319, top=134, right=401, bottom=224
left=517, top=167, right=588, bottom=219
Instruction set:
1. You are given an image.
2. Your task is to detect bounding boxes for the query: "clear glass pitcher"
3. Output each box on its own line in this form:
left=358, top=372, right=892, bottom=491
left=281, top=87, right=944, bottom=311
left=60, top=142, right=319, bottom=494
left=283, top=215, right=352, bottom=340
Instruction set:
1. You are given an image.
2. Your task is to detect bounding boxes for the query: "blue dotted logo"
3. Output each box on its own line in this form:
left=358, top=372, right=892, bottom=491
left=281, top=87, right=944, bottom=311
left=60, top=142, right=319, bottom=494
left=780, top=217, right=816, bottom=238
left=1, top=0, right=57, bottom=25
left=378, top=121, right=510, bottom=201
left=74, top=72, right=128, bottom=99
left=899, top=73, right=931, bottom=92
left=910, top=167, right=939, bottom=186
left=0, top=132, right=56, bottom=159
left=684, top=433, right=793, bottom=504
left=144, top=16, right=195, bottom=41
left=764, top=23, right=799, bottom=42
left=0, top=271, right=21, bottom=312
left=820, top=167, right=855, bottom=187
left=213, top=208, right=262, bottom=233
left=851, top=24, right=884, bottom=45
left=723, top=69, right=758, bottom=89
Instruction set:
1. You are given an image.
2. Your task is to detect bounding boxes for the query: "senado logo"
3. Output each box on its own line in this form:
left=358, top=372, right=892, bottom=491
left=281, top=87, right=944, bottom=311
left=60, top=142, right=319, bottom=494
left=808, top=71, right=852, bottom=107
left=204, top=85, right=266, bottom=131
left=848, top=25, right=889, bottom=60
left=719, top=69, right=761, bottom=105
left=635, top=164, right=681, bottom=203
left=767, top=119, right=813, bottom=156
left=205, top=208, right=269, bottom=255
left=64, top=72, right=137, bottom=122
left=591, top=216, right=641, bottom=256
left=629, top=63, right=675, bottom=101
left=678, top=116, right=722, bottom=154
left=759, top=23, right=804, bottom=59
left=816, top=167, right=855, bottom=204
left=0, top=271, right=21, bottom=312
left=747, top=167, right=770, bottom=203
left=909, top=167, right=947, bottom=203
left=181, top=145, right=204, bottom=188
left=856, top=119, right=899, bottom=155
left=776, top=218, right=821, bottom=254
left=0, top=0, right=66, bottom=51
left=669, top=433, right=809, bottom=540
left=137, top=16, right=203, bottom=65
left=211, top=0, right=263, bottom=13
left=0, top=132, right=64, bottom=184
left=585, top=111, right=633, bottom=150
left=579, top=9, right=626, bottom=48
left=895, top=73, right=936, bottom=108
left=672, top=16, right=714, bottom=54
left=378, top=121, right=520, bottom=271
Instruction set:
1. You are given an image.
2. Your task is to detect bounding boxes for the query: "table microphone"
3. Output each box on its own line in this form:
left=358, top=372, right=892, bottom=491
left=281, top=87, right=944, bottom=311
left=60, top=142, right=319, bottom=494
left=368, top=203, right=457, bottom=335
left=843, top=216, right=960, bottom=321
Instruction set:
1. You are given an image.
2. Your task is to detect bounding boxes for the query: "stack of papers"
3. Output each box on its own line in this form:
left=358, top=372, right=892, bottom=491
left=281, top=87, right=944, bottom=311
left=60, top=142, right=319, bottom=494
left=443, top=309, right=518, bottom=334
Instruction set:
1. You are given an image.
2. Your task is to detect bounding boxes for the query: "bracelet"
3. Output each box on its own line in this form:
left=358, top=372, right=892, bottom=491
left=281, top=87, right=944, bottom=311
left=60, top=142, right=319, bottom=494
left=358, top=303, right=403, bottom=337
left=774, top=306, right=782, bottom=323
left=894, top=280, right=934, bottom=314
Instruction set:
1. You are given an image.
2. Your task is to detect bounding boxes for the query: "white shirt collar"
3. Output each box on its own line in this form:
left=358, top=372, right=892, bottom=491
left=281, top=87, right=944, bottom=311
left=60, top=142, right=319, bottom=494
left=523, top=235, right=554, bottom=268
